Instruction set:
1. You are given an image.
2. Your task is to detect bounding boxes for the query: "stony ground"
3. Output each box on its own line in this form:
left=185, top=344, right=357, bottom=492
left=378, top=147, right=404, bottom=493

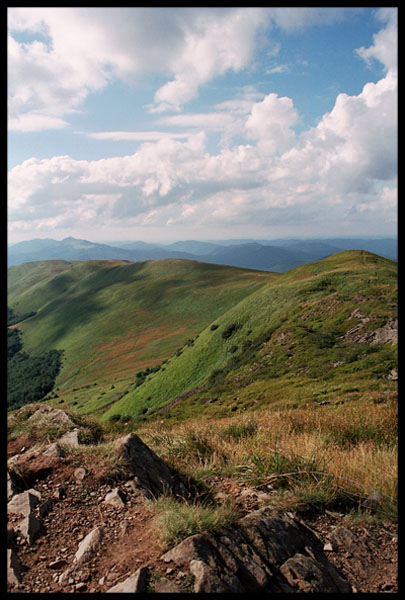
left=7, top=434, right=398, bottom=594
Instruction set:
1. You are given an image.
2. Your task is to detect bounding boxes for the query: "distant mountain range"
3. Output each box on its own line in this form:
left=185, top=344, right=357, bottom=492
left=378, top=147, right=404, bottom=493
left=7, top=235, right=397, bottom=271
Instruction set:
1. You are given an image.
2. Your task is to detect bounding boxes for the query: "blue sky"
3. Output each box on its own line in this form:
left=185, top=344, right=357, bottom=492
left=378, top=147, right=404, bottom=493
left=8, top=7, right=397, bottom=244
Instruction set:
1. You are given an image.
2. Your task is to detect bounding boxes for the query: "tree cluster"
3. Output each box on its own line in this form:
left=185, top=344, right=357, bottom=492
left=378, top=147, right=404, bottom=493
left=7, top=307, right=63, bottom=411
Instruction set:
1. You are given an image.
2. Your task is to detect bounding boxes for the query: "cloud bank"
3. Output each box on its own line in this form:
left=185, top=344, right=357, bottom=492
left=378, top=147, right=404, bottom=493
left=8, top=7, right=397, bottom=241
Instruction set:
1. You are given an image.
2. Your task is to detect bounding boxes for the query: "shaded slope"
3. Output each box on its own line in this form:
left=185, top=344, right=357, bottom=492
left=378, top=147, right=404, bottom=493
left=8, top=259, right=273, bottom=407
left=102, top=250, right=397, bottom=421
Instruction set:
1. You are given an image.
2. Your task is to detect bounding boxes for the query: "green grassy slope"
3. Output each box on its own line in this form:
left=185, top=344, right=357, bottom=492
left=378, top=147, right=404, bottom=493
left=100, top=250, right=397, bottom=422
left=8, top=259, right=273, bottom=411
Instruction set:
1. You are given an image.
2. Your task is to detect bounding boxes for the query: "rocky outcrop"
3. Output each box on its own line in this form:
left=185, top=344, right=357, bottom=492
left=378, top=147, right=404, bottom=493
left=161, top=507, right=352, bottom=593
left=115, top=433, right=190, bottom=499
left=27, top=405, right=75, bottom=427
left=344, top=315, right=397, bottom=346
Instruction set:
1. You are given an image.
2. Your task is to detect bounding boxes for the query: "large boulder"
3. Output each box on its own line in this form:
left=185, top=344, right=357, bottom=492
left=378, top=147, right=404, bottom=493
left=161, top=507, right=352, bottom=593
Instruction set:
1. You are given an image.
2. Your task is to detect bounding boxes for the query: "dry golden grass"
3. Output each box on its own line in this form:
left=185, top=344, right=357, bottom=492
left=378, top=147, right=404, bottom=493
left=136, top=398, right=397, bottom=518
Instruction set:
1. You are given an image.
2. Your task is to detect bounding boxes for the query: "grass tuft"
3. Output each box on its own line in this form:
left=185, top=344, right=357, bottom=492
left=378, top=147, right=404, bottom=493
left=146, top=494, right=241, bottom=550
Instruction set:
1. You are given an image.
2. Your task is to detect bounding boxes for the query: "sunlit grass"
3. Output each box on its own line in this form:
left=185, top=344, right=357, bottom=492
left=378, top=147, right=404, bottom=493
left=136, top=400, right=397, bottom=520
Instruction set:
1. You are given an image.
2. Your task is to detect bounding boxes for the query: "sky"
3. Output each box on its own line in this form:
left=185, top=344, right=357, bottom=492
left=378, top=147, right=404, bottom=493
left=7, top=7, right=398, bottom=245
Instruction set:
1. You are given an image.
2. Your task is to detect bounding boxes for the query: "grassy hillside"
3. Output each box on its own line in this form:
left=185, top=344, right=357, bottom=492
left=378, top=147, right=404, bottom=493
left=97, top=250, right=397, bottom=423
left=8, top=259, right=273, bottom=411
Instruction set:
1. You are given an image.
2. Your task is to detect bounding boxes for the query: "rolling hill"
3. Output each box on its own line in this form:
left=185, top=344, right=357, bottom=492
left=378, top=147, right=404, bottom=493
left=8, top=251, right=397, bottom=422
left=95, top=250, right=396, bottom=423
left=7, top=259, right=273, bottom=411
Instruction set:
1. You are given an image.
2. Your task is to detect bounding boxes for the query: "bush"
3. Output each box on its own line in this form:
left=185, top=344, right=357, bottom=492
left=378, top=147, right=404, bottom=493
left=109, top=414, right=121, bottom=423
left=222, top=323, right=241, bottom=339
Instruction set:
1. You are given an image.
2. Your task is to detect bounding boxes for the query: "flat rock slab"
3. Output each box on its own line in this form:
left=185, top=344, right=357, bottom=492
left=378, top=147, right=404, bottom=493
left=162, top=507, right=352, bottom=593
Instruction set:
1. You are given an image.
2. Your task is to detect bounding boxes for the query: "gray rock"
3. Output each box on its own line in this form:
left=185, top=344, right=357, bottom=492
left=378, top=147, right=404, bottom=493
left=106, top=567, right=148, bottom=593
left=8, top=489, right=41, bottom=517
left=373, top=319, right=397, bottom=345
left=326, top=526, right=372, bottom=566
left=74, top=526, right=103, bottom=565
left=7, top=548, right=22, bottom=585
left=153, top=577, right=186, bottom=593
left=115, top=433, right=190, bottom=499
left=58, top=428, right=80, bottom=447
left=27, top=405, right=75, bottom=426
left=74, top=467, right=86, bottom=482
left=104, top=488, right=126, bottom=508
left=15, top=514, right=41, bottom=545
left=161, top=507, right=352, bottom=593
left=280, top=552, right=349, bottom=593
left=44, top=442, right=65, bottom=458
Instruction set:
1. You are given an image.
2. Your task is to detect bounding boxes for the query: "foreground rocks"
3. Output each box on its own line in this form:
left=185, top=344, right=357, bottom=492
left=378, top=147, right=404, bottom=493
left=7, top=409, right=398, bottom=593
left=161, top=508, right=352, bottom=593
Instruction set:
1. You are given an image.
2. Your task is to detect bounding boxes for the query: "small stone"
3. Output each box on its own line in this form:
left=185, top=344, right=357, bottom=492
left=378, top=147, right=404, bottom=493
left=323, top=542, right=334, bottom=552
left=74, top=467, right=86, bottom=482
left=44, top=442, right=64, bottom=458
left=75, top=582, right=87, bottom=591
left=103, top=488, right=126, bottom=508
left=48, top=558, right=67, bottom=570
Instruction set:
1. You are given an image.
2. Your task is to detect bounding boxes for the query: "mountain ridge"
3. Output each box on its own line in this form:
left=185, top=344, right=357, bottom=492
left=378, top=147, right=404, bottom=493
left=8, top=235, right=397, bottom=271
